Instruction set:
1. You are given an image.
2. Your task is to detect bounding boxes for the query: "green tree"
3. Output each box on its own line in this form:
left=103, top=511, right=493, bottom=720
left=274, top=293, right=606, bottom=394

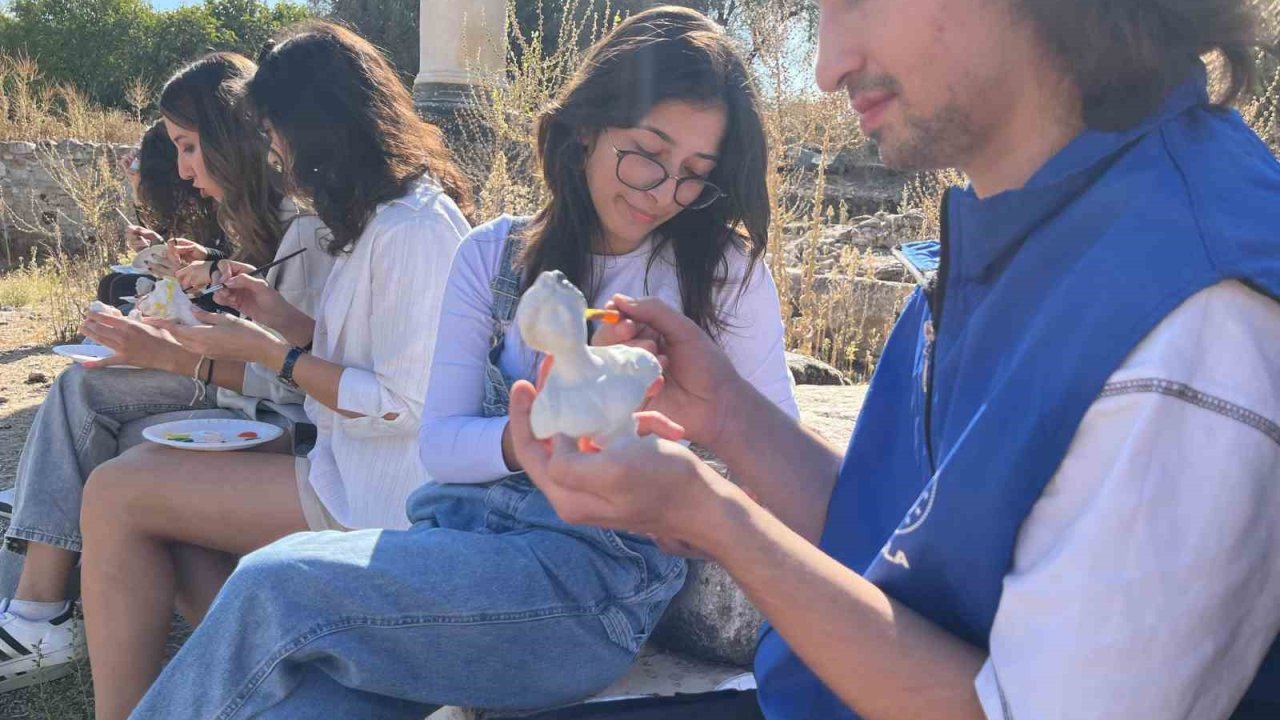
left=144, top=5, right=236, bottom=85
left=0, top=0, right=153, bottom=106
left=307, top=0, right=419, bottom=81
left=207, top=0, right=310, bottom=58
left=0, top=0, right=311, bottom=108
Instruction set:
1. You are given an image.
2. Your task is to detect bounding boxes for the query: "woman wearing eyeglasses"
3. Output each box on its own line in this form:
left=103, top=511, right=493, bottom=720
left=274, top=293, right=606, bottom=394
left=126, top=7, right=796, bottom=718
left=416, top=15, right=801, bottom=484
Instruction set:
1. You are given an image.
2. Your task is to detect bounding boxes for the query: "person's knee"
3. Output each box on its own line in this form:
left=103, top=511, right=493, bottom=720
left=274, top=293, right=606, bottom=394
left=80, top=449, right=156, bottom=535
left=225, top=539, right=315, bottom=602
left=56, top=362, right=100, bottom=394
left=45, top=363, right=80, bottom=401
left=48, top=363, right=106, bottom=412
left=231, top=534, right=361, bottom=605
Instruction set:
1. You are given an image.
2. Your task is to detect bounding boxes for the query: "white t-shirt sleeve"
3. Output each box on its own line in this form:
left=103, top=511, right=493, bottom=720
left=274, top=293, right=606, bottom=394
left=418, top=219, right=516, bottom=484
left=716, top=253, right=799, bottom=418
left=975, top=281, right=1280, bottom=720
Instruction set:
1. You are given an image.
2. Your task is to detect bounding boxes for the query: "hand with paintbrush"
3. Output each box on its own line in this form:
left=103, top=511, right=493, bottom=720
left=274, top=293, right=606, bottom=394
left=145, top=249, right=313, bottom=367
left=116, top=207, right=162, bottom=253
left=202, top=249, right=311, bottom=326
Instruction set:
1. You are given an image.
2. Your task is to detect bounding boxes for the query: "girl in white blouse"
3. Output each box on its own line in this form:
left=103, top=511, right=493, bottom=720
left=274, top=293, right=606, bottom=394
left=77, top=23, right=472, bottom=720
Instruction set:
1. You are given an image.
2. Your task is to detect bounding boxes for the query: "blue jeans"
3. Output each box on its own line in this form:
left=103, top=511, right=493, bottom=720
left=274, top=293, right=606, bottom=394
left=131, top=478, right=687, bottom=719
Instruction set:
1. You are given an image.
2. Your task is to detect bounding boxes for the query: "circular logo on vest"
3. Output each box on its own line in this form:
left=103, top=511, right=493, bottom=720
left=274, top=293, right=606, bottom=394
left=894, top=478, right=936, bottom=535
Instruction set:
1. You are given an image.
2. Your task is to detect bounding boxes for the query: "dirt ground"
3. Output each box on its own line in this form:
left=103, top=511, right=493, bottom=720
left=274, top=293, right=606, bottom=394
left=0, top=308, right=73, bottom=488
left=0, top=306, right=95, bottom=720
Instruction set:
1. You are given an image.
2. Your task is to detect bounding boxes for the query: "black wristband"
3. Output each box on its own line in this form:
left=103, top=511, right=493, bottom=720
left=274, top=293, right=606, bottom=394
left=204, top=357, right=215, bottom=385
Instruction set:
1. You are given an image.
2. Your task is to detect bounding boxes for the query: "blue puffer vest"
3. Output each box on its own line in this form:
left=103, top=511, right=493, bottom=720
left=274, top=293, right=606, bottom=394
left=755, top=69, right=1280, bottom=719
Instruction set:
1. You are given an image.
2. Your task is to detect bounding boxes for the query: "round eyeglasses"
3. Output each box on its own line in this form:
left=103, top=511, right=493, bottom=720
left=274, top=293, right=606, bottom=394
left=609, top=136, right=725, bottom=210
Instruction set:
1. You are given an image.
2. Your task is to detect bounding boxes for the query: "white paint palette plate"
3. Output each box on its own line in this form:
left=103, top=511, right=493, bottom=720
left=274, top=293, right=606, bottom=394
left=51, top=344, right=138, bottom=369
left=143, top=418, right=282, bottom=452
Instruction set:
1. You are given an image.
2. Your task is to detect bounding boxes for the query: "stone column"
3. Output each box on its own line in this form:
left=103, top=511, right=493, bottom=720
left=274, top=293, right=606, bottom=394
left=413, top=0, right=507, bottom=127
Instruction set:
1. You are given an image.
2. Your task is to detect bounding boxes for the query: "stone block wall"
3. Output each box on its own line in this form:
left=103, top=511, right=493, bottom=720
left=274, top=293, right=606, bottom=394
left=0, top=139, right=135, bottom=265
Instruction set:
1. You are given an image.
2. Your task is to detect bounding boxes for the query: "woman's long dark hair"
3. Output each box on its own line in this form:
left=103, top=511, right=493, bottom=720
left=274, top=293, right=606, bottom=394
left=247, top=20, right=473, bottom=255
left=134, top=119, right=223, bottom=248
left=528, top=6, right=770, bottom=337
left=159, top=53, right=283, bottom=266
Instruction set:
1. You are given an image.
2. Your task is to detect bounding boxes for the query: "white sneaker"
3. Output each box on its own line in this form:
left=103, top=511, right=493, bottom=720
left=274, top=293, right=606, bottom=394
left=0, top=487, right=13, bottom=520
left=0, top=600, right=85, bottom=693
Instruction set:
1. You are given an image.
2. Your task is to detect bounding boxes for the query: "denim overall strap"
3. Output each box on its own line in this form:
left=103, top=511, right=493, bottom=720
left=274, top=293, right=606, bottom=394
left=480, top=220, right=528, bottom=418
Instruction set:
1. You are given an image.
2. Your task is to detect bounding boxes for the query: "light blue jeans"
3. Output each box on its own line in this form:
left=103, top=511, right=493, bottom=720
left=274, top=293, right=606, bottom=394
left=1, top=364, right=234, bottom=595
left=131, top=477, right=687, bottom=719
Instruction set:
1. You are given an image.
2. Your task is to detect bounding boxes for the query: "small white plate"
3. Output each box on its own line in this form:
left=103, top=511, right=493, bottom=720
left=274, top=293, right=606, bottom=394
left=51, top=344, right=138, bottom=369
left=143, top=418, right=283, bottom=452
left=110, top=264, right=145, bottom=275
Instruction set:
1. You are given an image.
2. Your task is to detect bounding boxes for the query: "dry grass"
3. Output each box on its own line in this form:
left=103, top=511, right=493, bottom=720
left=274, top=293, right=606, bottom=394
left=456, top=0, right=620, bottom=219
left=745, top=1, right=900, bottom=378
left=0, top=54, right=143, bottom=145
left=0, top=255, right=61, bottom=309
left=0, top=51, right=138, bottom=346
left=0, top=142, right=131, bottom=343
left=1240, top=53, right=1280, bottom=153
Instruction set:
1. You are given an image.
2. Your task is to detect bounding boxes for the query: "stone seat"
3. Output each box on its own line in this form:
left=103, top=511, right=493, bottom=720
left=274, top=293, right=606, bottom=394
left=430, top=549, right=765, bottom=718
left=429, top=645, right=754, bottom=720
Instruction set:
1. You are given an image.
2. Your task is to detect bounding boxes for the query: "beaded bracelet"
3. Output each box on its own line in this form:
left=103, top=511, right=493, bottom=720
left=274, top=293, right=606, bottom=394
left=191, top=355, right=208, bottom=405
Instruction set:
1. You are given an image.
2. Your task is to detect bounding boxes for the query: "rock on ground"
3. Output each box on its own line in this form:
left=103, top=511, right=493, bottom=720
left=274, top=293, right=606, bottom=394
left=786, top=351, right=850, bottom=386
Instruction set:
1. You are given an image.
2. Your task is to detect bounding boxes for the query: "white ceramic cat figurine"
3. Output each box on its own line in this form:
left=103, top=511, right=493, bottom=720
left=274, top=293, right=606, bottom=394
left=516, top=270, right=661, bottom=446
left=131, top=244, right=176, bottom=278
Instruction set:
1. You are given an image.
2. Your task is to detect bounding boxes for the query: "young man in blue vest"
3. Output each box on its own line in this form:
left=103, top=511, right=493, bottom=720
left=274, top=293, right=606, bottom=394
left=510, top=0, right=1280, bottom=717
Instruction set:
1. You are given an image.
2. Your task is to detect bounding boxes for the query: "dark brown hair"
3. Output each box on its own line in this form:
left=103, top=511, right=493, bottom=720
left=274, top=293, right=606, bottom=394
left=159, top=53, right=283, bottom=266
left=134, top=119, right=223, bottom=248
left=1016, top=0, right=1260, bottom=130
left=527, top=5, right=770, bottom=338
left=247, top=20, right=473, bottom=255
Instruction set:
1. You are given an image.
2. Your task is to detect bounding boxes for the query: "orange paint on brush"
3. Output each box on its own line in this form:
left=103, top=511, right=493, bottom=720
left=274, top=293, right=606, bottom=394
left=584, top=308, right=622, bottom=324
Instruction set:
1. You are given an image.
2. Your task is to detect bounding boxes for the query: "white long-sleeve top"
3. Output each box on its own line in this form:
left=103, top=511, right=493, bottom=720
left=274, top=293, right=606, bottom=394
left=419, top=214, right=799, bottom=485
left=219, top=202, right=335, bottom=417
left=303, top=178, right=470, bottom=529
left=975, top=280, right=1280, bottom=719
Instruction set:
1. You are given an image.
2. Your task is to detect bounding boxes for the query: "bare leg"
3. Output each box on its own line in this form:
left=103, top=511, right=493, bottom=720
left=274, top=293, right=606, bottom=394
left=170, top=434, right=291, bottom=624
left=171, top=544, right=238, bottom=625
left=13, top=542, right=78, bottom=603
left=80, top=443, right=307, bottom=720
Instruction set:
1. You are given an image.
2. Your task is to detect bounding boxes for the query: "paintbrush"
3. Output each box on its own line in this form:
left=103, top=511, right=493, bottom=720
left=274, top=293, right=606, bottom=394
left=115, top=207, right=147, bottom=229
left=584, top=308, right=622, bottom=324
left=196, top=247, right=307, bottom=298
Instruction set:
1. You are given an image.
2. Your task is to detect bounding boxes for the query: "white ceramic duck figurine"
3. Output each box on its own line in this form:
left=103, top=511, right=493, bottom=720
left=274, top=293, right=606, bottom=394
left=516, top=270, right=661, bottom=445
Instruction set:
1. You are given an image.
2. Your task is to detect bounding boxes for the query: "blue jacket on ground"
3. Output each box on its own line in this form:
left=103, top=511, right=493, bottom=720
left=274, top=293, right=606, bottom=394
left=754, top=67, right=1280, bottom=719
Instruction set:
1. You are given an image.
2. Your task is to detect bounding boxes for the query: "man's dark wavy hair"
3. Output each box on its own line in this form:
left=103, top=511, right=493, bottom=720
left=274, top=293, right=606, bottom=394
left=1017, top=0, right=1261, bottom=130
